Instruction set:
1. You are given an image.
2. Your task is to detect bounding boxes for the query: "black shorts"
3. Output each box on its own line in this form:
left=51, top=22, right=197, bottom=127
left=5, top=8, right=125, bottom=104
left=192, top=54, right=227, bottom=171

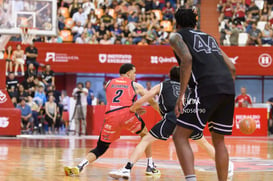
left=177, top=94, right=235, bottom=135
left=150, top=111, right=203, bottom=140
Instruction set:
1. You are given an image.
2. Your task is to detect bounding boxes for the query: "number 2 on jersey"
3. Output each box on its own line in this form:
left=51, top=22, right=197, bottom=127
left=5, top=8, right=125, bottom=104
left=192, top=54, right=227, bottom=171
left=113, top=90, right=123, bottom=103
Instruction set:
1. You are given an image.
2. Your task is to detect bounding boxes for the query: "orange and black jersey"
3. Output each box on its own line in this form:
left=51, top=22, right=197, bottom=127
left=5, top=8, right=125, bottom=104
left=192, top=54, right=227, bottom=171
left=105, top=77, right=137, bottom=113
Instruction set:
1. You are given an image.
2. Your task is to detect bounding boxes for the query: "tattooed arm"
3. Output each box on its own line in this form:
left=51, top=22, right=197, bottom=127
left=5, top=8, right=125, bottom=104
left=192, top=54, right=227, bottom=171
left=169, top=33, right=192, bottom=117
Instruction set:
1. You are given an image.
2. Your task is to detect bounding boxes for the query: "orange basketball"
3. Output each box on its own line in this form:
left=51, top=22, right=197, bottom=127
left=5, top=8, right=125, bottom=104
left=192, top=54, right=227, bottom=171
left=239, top=117, right=256, bottom=135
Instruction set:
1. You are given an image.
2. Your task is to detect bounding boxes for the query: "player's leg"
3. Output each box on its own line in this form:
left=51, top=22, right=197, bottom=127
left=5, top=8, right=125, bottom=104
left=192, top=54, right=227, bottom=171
left=208, top=94, right=235, bottom=180
left=211, top=132, right=228, bottom=181
left=173, top=126, right=195, bottom=181
left=64, top=138, right=111, bottom=176
left=194, top=135, right=234, bottom=178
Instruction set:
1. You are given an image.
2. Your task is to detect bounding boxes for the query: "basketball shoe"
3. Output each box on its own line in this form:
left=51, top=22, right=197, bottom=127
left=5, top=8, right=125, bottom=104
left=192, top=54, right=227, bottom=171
left=145, top=165, right=161, bottom=176
left=64, top=165, right=82, bottom=176
left=228, top=161, right=234, bottom=178
left=109, top=167, right=131, bottom=179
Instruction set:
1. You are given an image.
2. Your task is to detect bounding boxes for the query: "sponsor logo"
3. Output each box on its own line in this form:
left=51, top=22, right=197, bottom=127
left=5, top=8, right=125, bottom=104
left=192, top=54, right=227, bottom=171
left=150, top=56, right=176, bottom=64
left=45, top=52, right=79, bottom=62
left=0, top=90, right=7, bottom=104
left=98, top=54, right=132, bottom=64
left=258, top=53, right=272, bottom=67
left=0, top=117, right=9, bottom=128
left=230, top=56, right=238, bottom=64
left=234, top=115, right=261, bottom=129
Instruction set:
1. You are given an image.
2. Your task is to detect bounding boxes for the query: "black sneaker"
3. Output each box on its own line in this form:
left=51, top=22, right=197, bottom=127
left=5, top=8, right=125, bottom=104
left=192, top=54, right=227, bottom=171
left=145, top=165, right=161, bottom=175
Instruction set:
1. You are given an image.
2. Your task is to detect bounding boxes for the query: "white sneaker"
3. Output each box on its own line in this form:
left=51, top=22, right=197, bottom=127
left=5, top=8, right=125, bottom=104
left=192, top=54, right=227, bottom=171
left=228, top=161, right=234, bottom=178
left=109, top=167, right=131, bottom=179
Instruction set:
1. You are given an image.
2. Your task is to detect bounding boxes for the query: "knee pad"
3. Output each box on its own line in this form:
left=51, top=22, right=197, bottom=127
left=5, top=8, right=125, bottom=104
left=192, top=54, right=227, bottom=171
left=90, top=139, right=110, bottom=158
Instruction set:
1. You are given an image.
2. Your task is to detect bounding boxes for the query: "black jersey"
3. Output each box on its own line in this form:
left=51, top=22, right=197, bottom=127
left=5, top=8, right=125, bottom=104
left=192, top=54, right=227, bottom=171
left=158, top=80, right=180, bottom=116
left=175, top=28, right=235, bottom=97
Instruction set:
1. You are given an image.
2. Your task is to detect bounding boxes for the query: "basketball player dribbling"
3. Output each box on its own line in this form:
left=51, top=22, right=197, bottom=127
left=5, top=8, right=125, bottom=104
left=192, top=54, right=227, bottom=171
left=64, top=63, right=160, bottom=177
left=109, top=66, right=234, bottom=179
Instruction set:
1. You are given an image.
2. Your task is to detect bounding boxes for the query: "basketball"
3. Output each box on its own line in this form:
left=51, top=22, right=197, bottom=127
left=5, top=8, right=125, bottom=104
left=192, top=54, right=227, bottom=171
left=239, top=118, right=256, bottom=135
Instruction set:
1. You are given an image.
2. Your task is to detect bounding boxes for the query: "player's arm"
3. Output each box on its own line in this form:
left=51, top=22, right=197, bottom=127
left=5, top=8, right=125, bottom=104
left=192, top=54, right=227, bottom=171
left=133, top=82, right=160, bottom=114
left=169, top=32, right=192, bottom=116
left=220, top=49, right=236, bottom=80
left=130, top=84, right=161, bottom=113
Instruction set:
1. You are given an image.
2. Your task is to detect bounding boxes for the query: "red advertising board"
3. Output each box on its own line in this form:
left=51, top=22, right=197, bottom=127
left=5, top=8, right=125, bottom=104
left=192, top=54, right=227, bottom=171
left=0, top=108, right=21, bottom=136
left=87, top=106, right=268, bottom=136
left=6, top=43, right=273, bottom=75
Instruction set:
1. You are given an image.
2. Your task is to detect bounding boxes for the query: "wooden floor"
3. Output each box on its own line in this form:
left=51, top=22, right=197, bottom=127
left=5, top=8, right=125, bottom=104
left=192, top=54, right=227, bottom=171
left=0, top=135, right=273, bottom=181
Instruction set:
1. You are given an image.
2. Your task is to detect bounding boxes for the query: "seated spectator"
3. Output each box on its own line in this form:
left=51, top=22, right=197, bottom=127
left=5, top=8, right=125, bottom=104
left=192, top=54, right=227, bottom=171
left=6, top=72, right=19, bottom=92
left=116, top=13, right=125, bottom=26
left=100, top=34, right=113, bottom=44
left=8, top=87, right=18, bottom=101
left=246, top=0, right=260, bottom=21
left=89, top=35, right=99, bottom=44
left=34, top=85, right=47, bottom=106
left=57, top=10, right=65, bottom=31
left=247, top=22, right=262, bottom=46
left=21, top=75, right=35, bottom=97
left=85, top=22, right=96, bottom=37
left=229, top=21, right=242, bottom=46
left=87, top=9, right=99, bottom=25
left=25, top=63, right=37, bottom=79
left=132, top=24, right=146, bottom=44
left=220, top=20, right=232, bottom=45
left=45, top=95, right=57, bottom=134
left=157, top=25, right=169, bottom=44
left=260, top=0, right=270, bottom=21
left=111, top=23, right=122, bottom=40
left=27, top=95, right=40, bottom=132
left=162, top=1, right=175, bottom=21
left=138, top=38, right=148, bottom=45
left=69, top=0, right=81, bottom=18
left=261, top=22, right=273, bottom=45
left=96, top=23, right=110, bottom=41
left=235, top=86, right=252, bottom=107
left=101, top=8, right=114, bottom=30
left=17, top=84, right=29, bottom=103
left=71, top=21, right=85, bottom=42
left=75, top=31, right=90, bottom=43
left=82, top=0, right=96, bottom=15
left=219, top=0, right=234, bottom=22
left=5, top=45, right=13, bottom=76
left=17, top=98, right=33, bottom=133
left=234, top=2, right=246, bottom=23
left=128, top=11, right=139, bottom=24
left=121, top=25, right=132, bottom=44
left=41, top=64, right=55, bottom=87
left=72, top=7, right=87, bottom=26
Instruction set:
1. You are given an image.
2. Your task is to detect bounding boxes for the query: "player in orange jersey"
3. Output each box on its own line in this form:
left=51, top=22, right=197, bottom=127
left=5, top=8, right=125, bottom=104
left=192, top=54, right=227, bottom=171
left=64, top=63, right=160, bottom=177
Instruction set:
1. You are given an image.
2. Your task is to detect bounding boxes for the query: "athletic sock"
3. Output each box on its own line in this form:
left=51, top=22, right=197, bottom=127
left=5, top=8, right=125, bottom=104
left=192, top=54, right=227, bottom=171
left=147, top=157, right=154, bottom=168
left=77, top=159, right=89, bottom=171
left=125, top=162, right=134, bottom=170
left=185, top=174, right=197, bottom=181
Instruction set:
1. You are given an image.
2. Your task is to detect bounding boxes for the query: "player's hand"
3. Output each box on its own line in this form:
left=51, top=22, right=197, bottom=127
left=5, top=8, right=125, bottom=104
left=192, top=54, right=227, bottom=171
left=135, top=107, right=146, bottom=115
left=175, top=96, right=184, bottom=117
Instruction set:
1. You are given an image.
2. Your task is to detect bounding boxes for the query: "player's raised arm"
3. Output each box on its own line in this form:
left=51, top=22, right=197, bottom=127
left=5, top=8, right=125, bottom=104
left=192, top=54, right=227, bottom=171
left=169, top=32, right=192, bottom=116
left=130, top=84, right=161, bottom=113
left=133, top=82, right=160, bottom=114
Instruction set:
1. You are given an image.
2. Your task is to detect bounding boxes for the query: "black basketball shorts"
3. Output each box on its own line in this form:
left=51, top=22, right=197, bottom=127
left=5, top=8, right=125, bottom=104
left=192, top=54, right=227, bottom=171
left=177, top=94, right=235, bottom=135
left=150, top=111, right=204, bottom=140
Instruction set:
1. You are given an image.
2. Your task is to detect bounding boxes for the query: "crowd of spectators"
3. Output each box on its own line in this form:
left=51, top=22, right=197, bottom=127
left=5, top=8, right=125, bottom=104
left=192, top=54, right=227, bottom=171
left=8, top=0, right=200, bottom=45
left=218, top=0, right=273, bottom=46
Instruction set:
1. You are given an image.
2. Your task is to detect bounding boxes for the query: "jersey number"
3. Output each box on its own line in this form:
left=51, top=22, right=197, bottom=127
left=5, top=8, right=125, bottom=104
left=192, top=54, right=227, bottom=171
left=193, top=34, right=221, bottom=55
left=113, top=90, right=123, bottom=103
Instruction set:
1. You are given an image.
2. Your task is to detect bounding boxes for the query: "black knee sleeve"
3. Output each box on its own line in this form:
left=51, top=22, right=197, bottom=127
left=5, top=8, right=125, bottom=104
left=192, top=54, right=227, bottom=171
left=90, top=139, right=110, bottom=158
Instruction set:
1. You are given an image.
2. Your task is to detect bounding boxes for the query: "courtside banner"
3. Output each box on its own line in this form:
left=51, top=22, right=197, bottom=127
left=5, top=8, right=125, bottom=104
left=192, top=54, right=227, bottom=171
left=7, top=43, right=273, bottom=75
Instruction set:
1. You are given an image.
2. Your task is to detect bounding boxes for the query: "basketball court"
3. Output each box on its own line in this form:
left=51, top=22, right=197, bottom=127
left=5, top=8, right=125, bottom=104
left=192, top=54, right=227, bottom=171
left=0, top=135, right=273, bottom=181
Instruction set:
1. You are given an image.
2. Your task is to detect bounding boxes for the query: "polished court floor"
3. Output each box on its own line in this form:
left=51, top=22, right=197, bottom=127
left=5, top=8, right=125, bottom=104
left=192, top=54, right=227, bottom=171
left=0, top=135, right=273, bottom=181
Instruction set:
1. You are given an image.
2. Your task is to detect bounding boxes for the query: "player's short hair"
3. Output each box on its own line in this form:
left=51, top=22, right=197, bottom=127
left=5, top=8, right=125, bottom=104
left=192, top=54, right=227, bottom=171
left=175, top=8, right=197, bottom=28
left=170, top=66, right=180, bottom=82
left=119, top=63, right=135, bottom=74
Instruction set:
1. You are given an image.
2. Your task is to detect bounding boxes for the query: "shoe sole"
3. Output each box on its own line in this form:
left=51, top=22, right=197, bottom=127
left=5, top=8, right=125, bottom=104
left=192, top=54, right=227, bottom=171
left=109, top=173, right=129, bottom=179
left=71, top=167, right=80, bottom=176
left=64, top=166, right=73, bottom=176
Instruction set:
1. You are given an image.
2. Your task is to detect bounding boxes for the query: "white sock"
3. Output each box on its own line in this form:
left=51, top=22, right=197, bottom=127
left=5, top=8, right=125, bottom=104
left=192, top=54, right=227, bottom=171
left=78, top=159, right=89, bottom=168
left=185, top=174, right=196, bottom=181
left=147, top=157, right=153, bottom=168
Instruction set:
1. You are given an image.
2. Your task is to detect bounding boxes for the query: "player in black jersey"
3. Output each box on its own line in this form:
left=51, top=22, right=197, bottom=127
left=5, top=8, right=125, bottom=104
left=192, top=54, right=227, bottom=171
left=109, top=66, right=233, bottom=179
left=169, top=8, right=236, bottom=181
